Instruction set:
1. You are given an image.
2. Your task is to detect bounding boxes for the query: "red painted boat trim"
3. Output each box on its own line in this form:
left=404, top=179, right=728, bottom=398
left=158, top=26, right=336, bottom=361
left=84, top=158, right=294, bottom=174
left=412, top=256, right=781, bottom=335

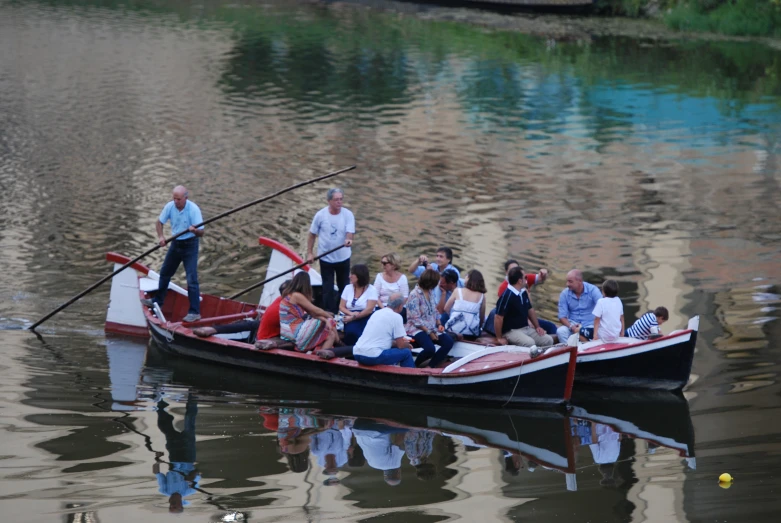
left=563, top=346, right=577, bottom=400
left=258, top=237, right=310, bottom=272
left=578, top=331, right=693, bottom=354
left=184, top=310, right=258, bottom=328
left=106, top=252, right=151, bottom=275
left=105, top=321, right=150, bottom=338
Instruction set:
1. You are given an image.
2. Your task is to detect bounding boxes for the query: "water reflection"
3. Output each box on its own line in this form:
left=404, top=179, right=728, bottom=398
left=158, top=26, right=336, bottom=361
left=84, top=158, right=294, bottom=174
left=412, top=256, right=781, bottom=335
left=154, top=397, right=200, bottom=513
left=85, top=338, right=698, bottom=519
left=0, top=0, right=780, bottom=521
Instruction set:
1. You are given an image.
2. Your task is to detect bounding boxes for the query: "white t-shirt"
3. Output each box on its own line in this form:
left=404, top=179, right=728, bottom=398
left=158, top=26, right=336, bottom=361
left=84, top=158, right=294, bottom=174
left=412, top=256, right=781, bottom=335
left=373, top=273, right=410, bottom=306
left=355, top=430, right=406, bottom=471
left=310, top=427, right=353, bottom=468
left=341, top=284, right=379, bottom=312
left=592, top=296, right=624, bottom=342
left=353, top=307, right=406, bottom=358
left=310, top=207, right=355, bottom=263
left=589, top=424, right=621, bottom=464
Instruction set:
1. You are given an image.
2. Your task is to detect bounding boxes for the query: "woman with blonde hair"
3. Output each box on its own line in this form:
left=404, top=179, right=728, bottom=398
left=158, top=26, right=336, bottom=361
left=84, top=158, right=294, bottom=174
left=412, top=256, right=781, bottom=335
left=374, top=252, right=409, bottom=308
left=279, top=272, right=339, bottom=354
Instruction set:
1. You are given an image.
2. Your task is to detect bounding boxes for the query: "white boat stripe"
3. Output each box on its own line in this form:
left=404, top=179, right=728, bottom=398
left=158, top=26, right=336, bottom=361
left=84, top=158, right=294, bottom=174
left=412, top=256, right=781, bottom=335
left=576, top=332, right=692, bottom=363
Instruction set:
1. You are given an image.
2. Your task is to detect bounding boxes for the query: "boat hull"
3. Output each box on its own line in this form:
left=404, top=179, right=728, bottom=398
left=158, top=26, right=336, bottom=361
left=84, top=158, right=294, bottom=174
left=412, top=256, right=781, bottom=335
left=574, top=330, right=697, bottom=391
left=148, top=320, right=574, bottom=407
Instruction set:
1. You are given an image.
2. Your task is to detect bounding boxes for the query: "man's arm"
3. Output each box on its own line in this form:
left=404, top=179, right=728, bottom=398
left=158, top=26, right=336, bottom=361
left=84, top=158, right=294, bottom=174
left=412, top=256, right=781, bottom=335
left=558, top=291, right=573, bottom=330
left=306, top=232, right=317, bottom=261
left=345, top=232, right=354, bottom=247
left=528, top=308, right=542, bottom=332
left=436, top=286, right=447, bottom=314
left=394, top=336, right=412, bottom=349
left=593, top=317, right=601, bottom=340
left=156, top=221, right=166, bottom=247
left=188, top=225, right=204, bottom=238
left=494, top=314, right=506, bottom=344
left=408, top=255, right=426, bottom=275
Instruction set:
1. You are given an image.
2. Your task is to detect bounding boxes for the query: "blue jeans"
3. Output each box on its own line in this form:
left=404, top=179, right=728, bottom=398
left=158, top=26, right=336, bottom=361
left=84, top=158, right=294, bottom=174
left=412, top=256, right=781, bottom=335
left=320, top=258, right=351, bottom=314
left=343, top=314, right=371, bottom=345
left=556, top=324, right=594, bottom=343
left=355, top=349, right=415, bottom=368
left=538, top=318, right=557, bottom=336
left=413, top=332, right=454, bottom=368
left=156, top=238, right=200, bottom=315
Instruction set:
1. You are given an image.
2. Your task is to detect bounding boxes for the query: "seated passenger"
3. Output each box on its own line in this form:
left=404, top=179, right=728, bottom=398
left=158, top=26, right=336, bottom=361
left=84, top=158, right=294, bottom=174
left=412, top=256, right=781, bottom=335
left=497, top=259, right=556, bottom=336
left=556, top=269, right=603, bottom=345
left=433, top=268, right=460, bottom=326
left=256, top=280, right=290, bottom=341
left=444, top=269, right=487, bottom=340
left=406, top=269, right=455, bottom=368
left=495, top=266, right=554, bottom=349
left=497, top=259, right=548, bottom=297
left=339, top=264, right=378, bottom=345
left=408, top=246, right=461, bottom=281
left=626, top=306, right=669, bottom=340
left=279, top=272, right=339, bottom=354
left=353, top=293, right=415, bottom=368
left=194, top=281, right=290, bottom=342
left=374, top=252, right=410, bottom=308
left=592, top=280, right=624, bottom=343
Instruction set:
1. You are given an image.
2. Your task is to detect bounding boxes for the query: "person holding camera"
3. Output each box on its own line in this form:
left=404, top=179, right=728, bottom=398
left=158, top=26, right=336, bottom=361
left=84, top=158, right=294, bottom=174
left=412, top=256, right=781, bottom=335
left=408, top=246, right=461, bottom=281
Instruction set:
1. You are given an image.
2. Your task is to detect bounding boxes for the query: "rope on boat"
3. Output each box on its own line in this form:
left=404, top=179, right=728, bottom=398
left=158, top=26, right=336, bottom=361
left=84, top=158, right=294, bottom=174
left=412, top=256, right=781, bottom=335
left=502, top=358, right=525, bottom=407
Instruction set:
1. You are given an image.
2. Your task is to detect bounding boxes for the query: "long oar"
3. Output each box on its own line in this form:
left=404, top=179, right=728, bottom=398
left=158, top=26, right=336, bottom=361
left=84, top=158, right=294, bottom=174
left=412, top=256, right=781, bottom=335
left=228, top=243, right=346, bottom=300
left=29, top=165, right=356, bottom=331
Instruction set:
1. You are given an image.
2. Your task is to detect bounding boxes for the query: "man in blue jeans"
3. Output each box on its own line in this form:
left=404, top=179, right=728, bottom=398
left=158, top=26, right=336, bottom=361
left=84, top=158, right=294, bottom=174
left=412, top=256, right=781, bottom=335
left=306, top=188, right=355, bottom=314
left=353, top=294, right=414, bottom=367
left=141, top=185, right=204, bottom=323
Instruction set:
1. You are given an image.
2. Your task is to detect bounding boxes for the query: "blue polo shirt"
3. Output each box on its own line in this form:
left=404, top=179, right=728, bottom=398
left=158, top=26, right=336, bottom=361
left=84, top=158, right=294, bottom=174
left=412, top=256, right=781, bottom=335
left=557, top=282, right=603, bottom=328
left=159, top=200, right=204, bottom=240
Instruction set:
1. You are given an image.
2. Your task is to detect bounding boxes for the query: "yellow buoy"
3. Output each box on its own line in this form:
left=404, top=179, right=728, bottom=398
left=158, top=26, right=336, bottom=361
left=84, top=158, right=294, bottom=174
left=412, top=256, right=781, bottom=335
left=719, top=473, right=733, bottom=483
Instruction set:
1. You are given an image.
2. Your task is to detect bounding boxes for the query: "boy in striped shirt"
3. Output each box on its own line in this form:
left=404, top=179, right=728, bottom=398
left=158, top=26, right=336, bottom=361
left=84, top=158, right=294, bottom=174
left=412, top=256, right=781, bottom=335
left=626, top=307, right=669, bottom=339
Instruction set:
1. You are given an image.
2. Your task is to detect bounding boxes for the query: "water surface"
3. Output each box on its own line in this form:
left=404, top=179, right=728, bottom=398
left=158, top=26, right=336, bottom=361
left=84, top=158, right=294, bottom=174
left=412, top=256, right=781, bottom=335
left=0, top=0, right=780, bottom=521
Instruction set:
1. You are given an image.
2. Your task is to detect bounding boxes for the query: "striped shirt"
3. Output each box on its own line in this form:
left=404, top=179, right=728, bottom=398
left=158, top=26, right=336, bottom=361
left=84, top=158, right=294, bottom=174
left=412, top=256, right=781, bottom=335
left=626, top=312, right=659, bottom=339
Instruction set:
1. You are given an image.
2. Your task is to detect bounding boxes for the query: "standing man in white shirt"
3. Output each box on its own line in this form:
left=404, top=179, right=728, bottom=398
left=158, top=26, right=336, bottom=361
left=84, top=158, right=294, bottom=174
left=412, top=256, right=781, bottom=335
left=307, top=188, right=355, bottom=314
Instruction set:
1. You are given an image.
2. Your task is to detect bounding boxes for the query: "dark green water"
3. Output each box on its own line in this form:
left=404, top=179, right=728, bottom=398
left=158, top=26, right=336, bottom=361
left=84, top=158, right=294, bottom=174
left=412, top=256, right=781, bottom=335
left=0, top=0, right=780, bottom=521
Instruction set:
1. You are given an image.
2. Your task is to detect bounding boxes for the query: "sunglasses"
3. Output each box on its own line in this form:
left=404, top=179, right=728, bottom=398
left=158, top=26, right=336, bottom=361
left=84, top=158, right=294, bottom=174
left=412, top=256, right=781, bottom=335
left=351, top=297, right=358, bottom=307
left=381, top=260, right=390, bottom=265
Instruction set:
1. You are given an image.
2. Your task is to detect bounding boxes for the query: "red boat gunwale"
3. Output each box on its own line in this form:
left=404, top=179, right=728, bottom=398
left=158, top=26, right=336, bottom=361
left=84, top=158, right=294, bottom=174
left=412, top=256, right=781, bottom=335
left=144, top=299, right=575, bottom=379
left=106, top=252, right=151, bottom=275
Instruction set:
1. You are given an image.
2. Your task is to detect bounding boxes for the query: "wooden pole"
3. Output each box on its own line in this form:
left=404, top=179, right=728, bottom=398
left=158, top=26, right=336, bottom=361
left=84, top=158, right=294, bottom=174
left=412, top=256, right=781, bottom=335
left=228, top=244, right=345, bottom=300
left=29, top=165, right=356, bottom=331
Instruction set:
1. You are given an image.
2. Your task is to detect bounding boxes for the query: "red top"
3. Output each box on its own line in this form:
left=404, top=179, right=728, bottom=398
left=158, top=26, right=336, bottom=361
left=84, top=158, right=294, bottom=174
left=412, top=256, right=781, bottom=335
left=497, top=274, right=538, bottom=298
left=256, top=296, right=283, bottom=340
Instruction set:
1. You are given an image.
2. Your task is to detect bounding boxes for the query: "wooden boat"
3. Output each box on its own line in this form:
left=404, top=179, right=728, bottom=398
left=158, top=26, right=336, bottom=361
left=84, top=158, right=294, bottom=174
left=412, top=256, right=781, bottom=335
left=571, top=323, right=698, bottom=391
left=104, top=238, right=577, bottom=407
left=450, top=315, right=699, bottom=392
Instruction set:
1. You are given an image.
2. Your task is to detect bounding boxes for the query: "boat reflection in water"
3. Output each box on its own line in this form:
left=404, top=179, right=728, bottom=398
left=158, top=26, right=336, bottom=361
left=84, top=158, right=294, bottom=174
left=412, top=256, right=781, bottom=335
left=104, top=337, right=696, bottom=520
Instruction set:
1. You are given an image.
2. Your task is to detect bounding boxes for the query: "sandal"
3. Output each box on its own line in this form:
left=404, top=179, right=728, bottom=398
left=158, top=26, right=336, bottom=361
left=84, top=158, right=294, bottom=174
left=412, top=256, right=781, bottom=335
left=192, top=327, right=216, bottom=338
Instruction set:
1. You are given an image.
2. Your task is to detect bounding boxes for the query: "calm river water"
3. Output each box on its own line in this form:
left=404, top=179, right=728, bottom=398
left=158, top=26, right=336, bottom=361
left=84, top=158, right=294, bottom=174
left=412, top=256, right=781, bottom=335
left=1, top=0, right=780, bottom=521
